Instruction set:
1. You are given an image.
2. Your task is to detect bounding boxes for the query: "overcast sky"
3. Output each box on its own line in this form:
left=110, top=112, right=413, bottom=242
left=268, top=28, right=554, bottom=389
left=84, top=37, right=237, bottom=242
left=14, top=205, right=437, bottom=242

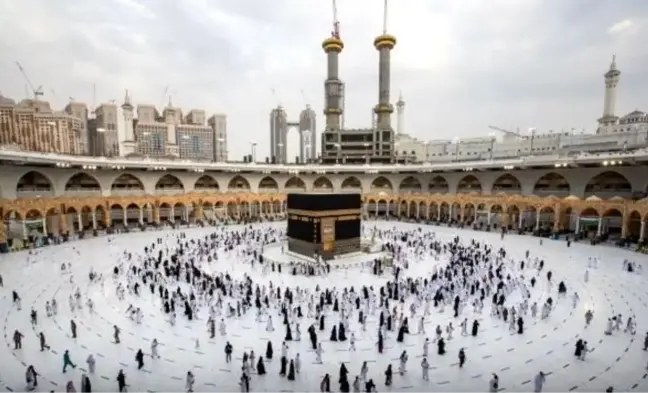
left=0, top=0, right=646, bottom=159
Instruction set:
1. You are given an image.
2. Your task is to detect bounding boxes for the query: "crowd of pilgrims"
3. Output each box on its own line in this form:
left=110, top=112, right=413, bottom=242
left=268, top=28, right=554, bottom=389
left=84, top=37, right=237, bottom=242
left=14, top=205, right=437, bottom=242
left=7, top=223, right=642, bottom=392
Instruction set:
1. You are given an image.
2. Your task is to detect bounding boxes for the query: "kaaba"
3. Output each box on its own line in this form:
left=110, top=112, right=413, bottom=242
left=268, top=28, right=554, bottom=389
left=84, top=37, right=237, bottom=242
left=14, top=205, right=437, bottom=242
left=286, top=193, right=362, bottom=260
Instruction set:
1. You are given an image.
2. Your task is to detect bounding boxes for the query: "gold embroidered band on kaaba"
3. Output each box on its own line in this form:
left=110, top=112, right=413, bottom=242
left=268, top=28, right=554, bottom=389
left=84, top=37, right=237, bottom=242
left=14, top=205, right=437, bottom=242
left=286, top=208, right=361, bottom=217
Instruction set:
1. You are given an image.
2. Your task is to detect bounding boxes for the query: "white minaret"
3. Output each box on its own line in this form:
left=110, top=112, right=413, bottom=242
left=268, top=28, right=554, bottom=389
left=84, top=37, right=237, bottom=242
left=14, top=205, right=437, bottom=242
left=396, top=92, right=405, bottom=135
left=598, top=54, right=621, bottom=129
left=120, top=90, right=137, bottom=156
left=164, top=97, right=179, bottom=157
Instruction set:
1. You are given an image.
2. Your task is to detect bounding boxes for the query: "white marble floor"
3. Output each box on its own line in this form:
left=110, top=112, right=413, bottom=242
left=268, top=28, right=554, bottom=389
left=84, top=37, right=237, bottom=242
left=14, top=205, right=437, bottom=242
left=1, top=221, right=648, bottom=392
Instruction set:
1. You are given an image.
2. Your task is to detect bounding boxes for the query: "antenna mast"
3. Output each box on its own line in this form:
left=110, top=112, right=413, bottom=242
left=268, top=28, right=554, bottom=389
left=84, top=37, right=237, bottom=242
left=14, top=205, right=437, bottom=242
left=383, top=0, right=388, bottom=34
left=332, top=0, right=340, bottom=38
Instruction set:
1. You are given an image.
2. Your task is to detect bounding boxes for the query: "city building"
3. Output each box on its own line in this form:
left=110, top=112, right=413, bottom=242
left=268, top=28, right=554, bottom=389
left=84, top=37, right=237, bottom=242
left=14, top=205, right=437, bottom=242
left=64, top=101, right=89, bottom=154
left=269, top=106, right=315, bottom=164
left=0, top=97, right=83, bottom=155
left=132, top=100, right=225, bottom=161
left=208, top=114, right=228, bottom=162
left=89, top=103, right=119, bottom=157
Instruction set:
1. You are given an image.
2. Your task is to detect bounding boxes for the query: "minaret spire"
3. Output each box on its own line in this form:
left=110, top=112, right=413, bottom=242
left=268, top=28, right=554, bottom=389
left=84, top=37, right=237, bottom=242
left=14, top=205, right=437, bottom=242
left=598, top=54, right=621, bottom=130
left=322, top=0, right=344, bottom=132
left=373, top=0, right=397, bottom=159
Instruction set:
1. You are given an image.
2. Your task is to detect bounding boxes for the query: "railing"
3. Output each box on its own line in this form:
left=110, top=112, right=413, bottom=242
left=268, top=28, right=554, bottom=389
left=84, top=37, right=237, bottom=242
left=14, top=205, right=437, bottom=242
left=63, top=190, right=102, bottom=197
left=16, top=190, right=55, bottom=199
left=154, top=189, right=185, bottom=196
left=111, top=189, right=146, bottom=196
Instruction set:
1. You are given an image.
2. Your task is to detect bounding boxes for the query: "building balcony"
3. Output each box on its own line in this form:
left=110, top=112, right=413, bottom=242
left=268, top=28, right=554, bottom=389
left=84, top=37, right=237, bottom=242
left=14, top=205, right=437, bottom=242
left=154, top=189, right=185, bottom=196
left=16, top=190, right=55, bottom=199
left=111, top=189, right=146, bottom=197
left=64, top=190, right=102, bottom=198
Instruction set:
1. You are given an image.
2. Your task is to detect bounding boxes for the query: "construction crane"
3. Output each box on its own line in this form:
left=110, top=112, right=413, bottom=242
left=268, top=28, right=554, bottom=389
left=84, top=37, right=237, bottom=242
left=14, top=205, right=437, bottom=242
left=332, top=0, right=340, bottom=39
left=270, top=88, right=282, bottom=108
left=159, top=84, right=169, bottom=109
left=15, top=62, right=43, bottom=101
left=300, top=89, right=310, bottom=108
left=488, top=125, right=522, bottom=138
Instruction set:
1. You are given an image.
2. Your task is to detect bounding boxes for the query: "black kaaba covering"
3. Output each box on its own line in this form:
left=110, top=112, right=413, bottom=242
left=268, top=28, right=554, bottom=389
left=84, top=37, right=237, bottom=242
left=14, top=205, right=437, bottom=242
left=287, top=193, right=362, bottom=260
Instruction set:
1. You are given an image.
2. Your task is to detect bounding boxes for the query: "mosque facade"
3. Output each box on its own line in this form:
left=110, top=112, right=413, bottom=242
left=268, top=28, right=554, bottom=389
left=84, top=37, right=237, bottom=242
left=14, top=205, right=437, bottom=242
left=1, top=151, right=648, bottom=248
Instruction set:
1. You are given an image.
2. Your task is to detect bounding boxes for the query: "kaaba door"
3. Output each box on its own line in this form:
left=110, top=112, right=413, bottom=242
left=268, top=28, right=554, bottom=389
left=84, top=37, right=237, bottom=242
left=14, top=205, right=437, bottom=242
left=321, top=218, right=336, bottom=252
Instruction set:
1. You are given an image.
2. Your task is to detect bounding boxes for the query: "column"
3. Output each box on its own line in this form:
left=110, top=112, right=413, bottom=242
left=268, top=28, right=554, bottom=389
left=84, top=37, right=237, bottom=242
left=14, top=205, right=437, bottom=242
left=123, top=208, right=128, bottom=225
left=621, top=214, right=629, bottom=239
left=597, top=217, right=603, bottom=236
left=139, top=209, right=144, bottom=225
left=460, top=207, right=465, bottom=222
left=437, top=204, right=441, bottom=219
left=397, top=203, right=401, bottom=216
left=196, top=204, right=204, bottom=220
left=92, top=213, right=97, bottom=230
left=406, top=204, right=410, bottom=217
left=77, top=212, right=83, bottom=231
left=236, top=204, right=241, bottom=216
left=535, top=213, right=540, bottom=230
left=59, top=213, right=68, bottom=234
left=487, top=212, right=492, bottom=226
left=42, top=217, right=47, bottom=236
left=553, top=210, right=560, bottom=232
left=0, top=221, right=6, bottom=245
left=22, top=220, right=28, bottom=239
left=153, top=207, right=160, bottom=224
left=575, top=217, right=580, bottom=234
left=426, top=205, right=430, bottom=220
left=518, top=212, right=523, bottom=228
left=474, top=208, right=478, bottom=221
left=640, top=220, right=646, bottom=242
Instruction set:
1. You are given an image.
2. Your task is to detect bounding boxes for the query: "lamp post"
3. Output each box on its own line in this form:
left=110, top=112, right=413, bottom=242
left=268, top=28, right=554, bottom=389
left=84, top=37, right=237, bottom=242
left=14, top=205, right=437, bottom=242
left=277, top=142, right=284, bottom=164
left=333, top=143, right=341, bottom=164
left=217, top=137, right=225, bottom=162
left=302, top=130, right=311, bottom=163
left=249, top=141, right=257, bottom=163
left=452, top=137, right=461, bottom=161
left=528, top=128, right=536, bottom=155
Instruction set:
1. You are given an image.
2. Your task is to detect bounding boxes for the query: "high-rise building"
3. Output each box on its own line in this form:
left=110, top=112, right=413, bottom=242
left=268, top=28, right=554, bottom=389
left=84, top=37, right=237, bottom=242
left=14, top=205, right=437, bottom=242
left=298, top=105, right=317, bottom=162
left=0, top=97, right=82, bottom=155
left=269, top=106, right=288, bottom=163
left=176, top=109, right=214, bottom=161
left=135, top=104, right=167, bottom=158
left=208, top=114, right=227, bottom=162
left=90, top=103, right=119, bottom=157
left=64, top=101, right=89, bottom=154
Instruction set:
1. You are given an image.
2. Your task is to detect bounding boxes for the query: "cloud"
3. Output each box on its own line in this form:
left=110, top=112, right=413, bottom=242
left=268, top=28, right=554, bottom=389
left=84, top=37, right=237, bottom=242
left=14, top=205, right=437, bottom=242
left=608, top=19, right=634, bottom=35
left=0, top=0, right=646, bottom=159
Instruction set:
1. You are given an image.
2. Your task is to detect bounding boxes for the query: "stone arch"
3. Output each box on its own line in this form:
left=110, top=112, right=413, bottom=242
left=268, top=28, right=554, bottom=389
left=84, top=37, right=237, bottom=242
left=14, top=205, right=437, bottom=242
left=492, top=173, right=521, bottom=193
left=457, top=175, right=482, bottom=194
left=341, top=176, right=362, bottom=189
left=313, top=176, right=333, bottom=190
left=155, top=174, right=184, bottom=191
left=64, top=172, right=101, bottom=192
left=258, top=176, right=279, bottom=191
left=399, top=176, right=422, bottom=192
left=370, top=176, right=393, bottom=192
left=228, top=175, right=251, bottom=191
left=428, top=176, right=449, bottom=194
left=125, top=203, right=140, bottom=225
left=601, top=208, right=624, bottom=236
left=585, top=171, right=632, bottom=198
left=194, top=175, right=219, bottom=191
left=111, top=173, right=145, bottom=190
left=285, top=177, right=306, bottom=190
left=627, top=210, right=643, bottom=238
left=16, top=170, right=54, bottom=193
left=533, top=172, right=571, bottom=196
